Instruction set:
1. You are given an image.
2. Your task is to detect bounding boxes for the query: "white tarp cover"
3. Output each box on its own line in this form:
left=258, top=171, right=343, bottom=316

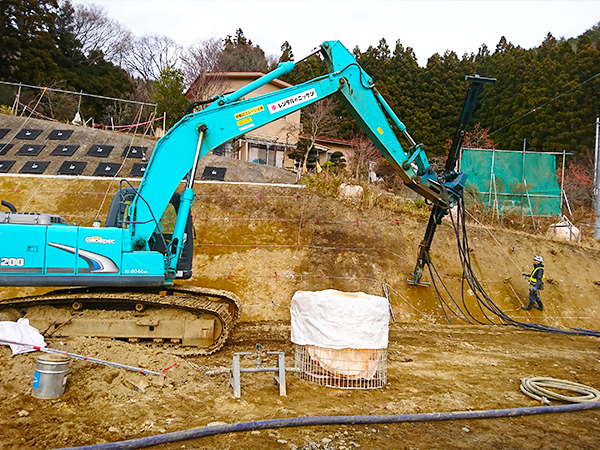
left=0, top=318, right=47, bottom=355
left=290, top=290, right=389, bottom=350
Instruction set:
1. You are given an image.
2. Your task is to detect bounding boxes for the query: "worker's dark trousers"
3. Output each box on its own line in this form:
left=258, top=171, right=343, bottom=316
left=527, top=289, right=543, bottom=310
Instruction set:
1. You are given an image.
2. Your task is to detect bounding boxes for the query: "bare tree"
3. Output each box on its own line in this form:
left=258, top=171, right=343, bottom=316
left=181, top=34, right=279, bottom=102
left=180, top=37, right=223, bottom=87
left=180, top=37, right=232, bottom=101
left=217, top=29, right=269, bottom=72
left=282, top=96, right=338, bottom=175
left=300, top=97, right=338, bottom=165
left=123, top=34, right=182, bottom=83
left=265, top=53, right=280, bottom=71
left=72, top=3, right=133, bottom=65
left=348, top=131, right=381, bottom=180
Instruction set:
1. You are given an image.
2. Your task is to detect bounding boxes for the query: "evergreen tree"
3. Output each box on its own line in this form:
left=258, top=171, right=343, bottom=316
left=55, top=1, right=133, bottom=123
left=279, top=41, right=294, bottom=63
left=152, top=65, right=189, bottom=128
left=0, top=0, right=62, bottom=84
left=280, top=51, right=327, bottom=86
left=411, top=50, right=470, bottom=155
left=218, top=29, right=270, bottom=72
left=336, top=39, right=394, bottom=140
left=54, top=0, right=85, bottom=68
left=0, top=1, right=133, bottom=122
left=473, top=37, right=532, bottom=150
left=388, top=40, right=420, bottom=120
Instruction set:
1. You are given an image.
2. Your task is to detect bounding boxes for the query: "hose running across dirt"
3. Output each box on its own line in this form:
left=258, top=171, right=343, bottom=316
left=53, top=401, right=600, bottom=450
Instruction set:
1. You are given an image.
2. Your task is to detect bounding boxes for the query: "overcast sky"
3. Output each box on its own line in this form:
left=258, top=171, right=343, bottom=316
left=76, top=0, right=600, bottom=65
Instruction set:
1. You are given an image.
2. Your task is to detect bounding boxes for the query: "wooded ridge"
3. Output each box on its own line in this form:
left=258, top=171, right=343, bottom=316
left=1, top=1, right=599, bottom=158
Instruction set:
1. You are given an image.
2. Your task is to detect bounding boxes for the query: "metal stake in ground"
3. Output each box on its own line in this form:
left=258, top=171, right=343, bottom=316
left=594, top=117, right=600, bottom=240
left=0, top=339, right=170, bottom=377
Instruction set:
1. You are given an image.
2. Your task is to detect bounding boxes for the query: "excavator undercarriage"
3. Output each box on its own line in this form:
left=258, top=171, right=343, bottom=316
left=0, top=286, right=241, bottom=354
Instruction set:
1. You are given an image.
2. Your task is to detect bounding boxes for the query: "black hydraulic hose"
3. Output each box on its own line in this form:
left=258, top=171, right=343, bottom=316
left=119, top=180, right=170, bottom=261
left=427, top=261, right=454, bottom=324
left=452, top=214, right=491, bottom=325
left=54, top=402, right=600, bottom=450
left=432, top=195, right=600, bottom=338
left=434, top=261, right=475, bottom=324
left=183, top=97, right=218, bottom=116
left=452, top=210, right=488, bottom=325
left=429, top=198, right=496, bottom=324
left=456, top=205, right=502, bottom=322
left=1, top=199, right=17, bottom=212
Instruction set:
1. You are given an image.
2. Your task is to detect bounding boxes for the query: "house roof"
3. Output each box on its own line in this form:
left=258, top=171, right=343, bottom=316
left=186, top=71, right=293, bottom=98
left=299, top=134, right=358, bottom=148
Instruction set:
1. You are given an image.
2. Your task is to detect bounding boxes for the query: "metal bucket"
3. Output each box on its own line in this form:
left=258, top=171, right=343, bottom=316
left=32, top=354, right=70, bottom=399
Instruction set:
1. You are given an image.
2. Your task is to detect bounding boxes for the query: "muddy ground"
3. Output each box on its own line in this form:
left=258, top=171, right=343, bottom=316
left=1, top=178, right=600, bottom=449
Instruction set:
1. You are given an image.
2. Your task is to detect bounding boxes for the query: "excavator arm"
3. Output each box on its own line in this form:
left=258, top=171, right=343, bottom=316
left=0, top=40, right=487, bottom=352
left=129, top=40, right=466, bottom=280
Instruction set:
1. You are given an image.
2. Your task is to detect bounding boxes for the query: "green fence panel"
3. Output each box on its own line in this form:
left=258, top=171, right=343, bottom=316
left=460, top=148, right=561, bottom=217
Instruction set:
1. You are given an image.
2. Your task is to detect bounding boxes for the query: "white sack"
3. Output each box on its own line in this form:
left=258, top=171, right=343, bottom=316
left=0, top=318, right=47, bottom=355
left=290, top=290, right=389, bottom=349
left=307, top=345, right=384, bottom=379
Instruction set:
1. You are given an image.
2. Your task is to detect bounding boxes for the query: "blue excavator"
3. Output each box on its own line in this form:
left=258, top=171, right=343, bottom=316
left=0, top=41, right=489, bottom=353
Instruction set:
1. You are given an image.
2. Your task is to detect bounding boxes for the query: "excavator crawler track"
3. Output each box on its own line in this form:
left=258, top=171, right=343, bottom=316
left=0, top=286, right=241, bottom=355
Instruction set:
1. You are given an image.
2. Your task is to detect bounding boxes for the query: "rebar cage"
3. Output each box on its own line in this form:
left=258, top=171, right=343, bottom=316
left=294, top=344, right=387, bottom=389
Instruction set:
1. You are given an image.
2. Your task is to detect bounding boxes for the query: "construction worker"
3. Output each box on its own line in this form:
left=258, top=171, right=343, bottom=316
left=522, top=255, right=545, bottom=311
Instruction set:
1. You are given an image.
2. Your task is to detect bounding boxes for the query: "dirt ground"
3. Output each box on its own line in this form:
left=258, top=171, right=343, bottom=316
left=1, top=322, right=599, bottom=449
left=1, top=180, right=600, bottom=449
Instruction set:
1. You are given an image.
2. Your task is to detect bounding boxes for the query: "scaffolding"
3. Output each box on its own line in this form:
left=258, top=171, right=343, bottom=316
left=0, top=80, right=158, bottom=135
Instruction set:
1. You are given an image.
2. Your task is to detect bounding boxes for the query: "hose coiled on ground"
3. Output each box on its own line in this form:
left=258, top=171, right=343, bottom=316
left=520, top=377, right=600, bottom=405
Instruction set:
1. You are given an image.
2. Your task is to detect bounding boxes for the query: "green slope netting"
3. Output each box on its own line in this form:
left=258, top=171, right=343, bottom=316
left=460, top=148, right=561, bottom=217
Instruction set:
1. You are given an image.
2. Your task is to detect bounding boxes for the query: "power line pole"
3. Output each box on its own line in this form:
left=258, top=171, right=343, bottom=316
left=595, top=117, right=600, bottom=240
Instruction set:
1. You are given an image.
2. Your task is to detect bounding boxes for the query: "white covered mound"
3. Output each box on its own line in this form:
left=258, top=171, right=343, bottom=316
left=290, top=289, right=390, bottom=350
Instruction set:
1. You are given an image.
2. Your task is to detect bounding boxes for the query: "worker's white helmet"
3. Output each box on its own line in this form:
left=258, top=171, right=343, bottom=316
left=534, top=255, right=543, bottom=263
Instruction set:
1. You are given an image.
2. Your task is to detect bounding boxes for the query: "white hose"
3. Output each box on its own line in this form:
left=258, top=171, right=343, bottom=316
left=520, top=377, right=600, bottom=405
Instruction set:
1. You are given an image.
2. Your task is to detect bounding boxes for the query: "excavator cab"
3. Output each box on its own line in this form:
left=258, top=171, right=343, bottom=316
left=105, top=188, right=194, bottom=279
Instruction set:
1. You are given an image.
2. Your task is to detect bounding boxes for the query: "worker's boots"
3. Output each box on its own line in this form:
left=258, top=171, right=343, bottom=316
left=522, top=293, right=543, bottom=311
left=523, top=290, right=543, bottom=312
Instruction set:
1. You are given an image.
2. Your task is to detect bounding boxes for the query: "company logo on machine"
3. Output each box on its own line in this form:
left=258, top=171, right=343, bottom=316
left=48, top=242, right=119, bottom=273
left=268, top=89, right=317, bottom=114
left=85, top=236, right=116, bottom=245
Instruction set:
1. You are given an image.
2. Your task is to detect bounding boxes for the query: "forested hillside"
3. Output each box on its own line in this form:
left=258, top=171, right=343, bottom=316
left=1, top=1, right=599, bottom=157
left=281, top=31, right=600, bottom=157
left=0, top=0, right=134, bottom=121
